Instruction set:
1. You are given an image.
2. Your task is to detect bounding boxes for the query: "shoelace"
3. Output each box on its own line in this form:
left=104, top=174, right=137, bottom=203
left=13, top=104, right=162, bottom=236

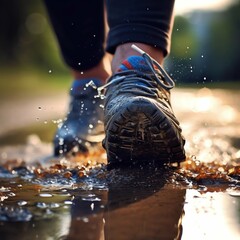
left=97, top=44, right=175, bottom=96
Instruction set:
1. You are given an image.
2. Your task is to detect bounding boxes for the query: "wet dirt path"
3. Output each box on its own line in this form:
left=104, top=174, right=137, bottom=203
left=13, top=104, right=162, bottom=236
left=0, top=88, right=239, bottom=240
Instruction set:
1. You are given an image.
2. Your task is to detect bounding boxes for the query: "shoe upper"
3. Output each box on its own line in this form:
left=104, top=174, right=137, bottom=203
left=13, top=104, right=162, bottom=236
left=103, top=55, right=181, bottom=132
left=54, top=79, right=104, bottom=155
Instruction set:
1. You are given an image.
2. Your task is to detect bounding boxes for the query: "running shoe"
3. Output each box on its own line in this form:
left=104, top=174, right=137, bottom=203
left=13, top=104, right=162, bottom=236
left=101, top=45, right=186, bottom=168
left=54, top=79, right=104, bottom=156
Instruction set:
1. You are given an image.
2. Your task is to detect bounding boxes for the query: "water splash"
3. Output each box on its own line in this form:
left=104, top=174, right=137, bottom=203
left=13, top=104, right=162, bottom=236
left=85, top=80, right=97, bottom=89
left=0, top=206, right=32, bottom=222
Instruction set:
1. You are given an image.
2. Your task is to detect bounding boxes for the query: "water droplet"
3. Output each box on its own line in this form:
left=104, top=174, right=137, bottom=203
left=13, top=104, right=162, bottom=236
left=82, top=217, right=89, bottom=223
left=59, top=138, right=64, bottom=146
left=82, top=197, right=101, bottom=202
left=89, top=124, right=93, bottom=129
left=201, top=55, right=204, bottom=58
left=85, top=80, right=97, bottom=89
left=49, top=203, right=60, bottom=209
left=39, top=193, right=53, bottom=198
left=8, top=192, right=16, bottom=197
left=18, top=201, right=28, bottom=206
left=48, top=70, right=52, bottom=73
left=203, top=77, right=207, bottom=81
left=37, top=202, right=47, bottom=209
left=0, top=207, right=32, bottom=221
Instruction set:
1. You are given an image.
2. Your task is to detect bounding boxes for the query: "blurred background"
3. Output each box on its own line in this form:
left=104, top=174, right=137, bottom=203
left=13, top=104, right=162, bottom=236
left=0, top=0, right=239, bottom=144
left=170, top=0, right=240, bottom=86
left=1, top=0, right=240, bottom=90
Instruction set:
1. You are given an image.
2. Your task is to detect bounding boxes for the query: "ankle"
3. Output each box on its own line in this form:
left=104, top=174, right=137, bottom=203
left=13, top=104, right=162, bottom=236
left=111, top=43, right=164, bottom=73
left=112, top=43, right=165, bottom=71
left=72, top=54, right=112, bottom=83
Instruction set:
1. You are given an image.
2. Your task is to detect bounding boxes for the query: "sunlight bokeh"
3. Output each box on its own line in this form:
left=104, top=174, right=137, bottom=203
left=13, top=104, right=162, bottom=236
left=175, top=0, right=236, bottom=15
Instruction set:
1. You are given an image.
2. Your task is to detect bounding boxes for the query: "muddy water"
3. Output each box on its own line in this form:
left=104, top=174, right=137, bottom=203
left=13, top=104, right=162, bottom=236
left=0, top=88, right=239, bottom=240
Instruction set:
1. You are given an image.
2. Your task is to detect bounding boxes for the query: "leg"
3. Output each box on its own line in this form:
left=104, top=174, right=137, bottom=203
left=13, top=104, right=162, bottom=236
left=44, top=0, right=110, bottom=77
left=103, top=0, right=186, bottom=167
left=106, top=0, right=174, bottom=72
left=44, top=0, right=110, bottom=155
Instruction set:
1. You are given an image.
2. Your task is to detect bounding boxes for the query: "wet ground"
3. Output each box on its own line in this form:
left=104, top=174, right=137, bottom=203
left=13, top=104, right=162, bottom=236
left=0, top=87, right=239, bottom=240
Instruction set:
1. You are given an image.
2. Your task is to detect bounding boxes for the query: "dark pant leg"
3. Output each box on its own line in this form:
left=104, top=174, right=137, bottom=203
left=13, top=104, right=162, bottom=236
left=106, top=0, right=175, bottom=56
left=44, top=0, right=105, bottom=71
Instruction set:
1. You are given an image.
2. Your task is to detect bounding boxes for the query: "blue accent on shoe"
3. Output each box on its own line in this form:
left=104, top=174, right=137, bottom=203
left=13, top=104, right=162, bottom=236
left=118, top=56, right=150, bottom=72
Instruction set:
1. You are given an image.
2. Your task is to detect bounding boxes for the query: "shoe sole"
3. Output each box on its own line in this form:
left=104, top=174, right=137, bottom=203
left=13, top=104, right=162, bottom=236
left=104, top=97, right=186, bottom=168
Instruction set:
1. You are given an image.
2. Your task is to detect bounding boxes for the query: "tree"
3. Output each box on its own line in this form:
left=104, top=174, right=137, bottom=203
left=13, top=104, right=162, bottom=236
left=0, top=0, right=65, bottom=71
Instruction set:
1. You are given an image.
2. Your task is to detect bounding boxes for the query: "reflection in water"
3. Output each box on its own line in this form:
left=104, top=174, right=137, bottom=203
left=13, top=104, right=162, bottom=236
left=0, top=88, right=240, bottom=239
left=182, top=189, right=240, bottom=240
left=0, top=168, right=185, bottom=240
left=172, top=88, right=240, bottom=240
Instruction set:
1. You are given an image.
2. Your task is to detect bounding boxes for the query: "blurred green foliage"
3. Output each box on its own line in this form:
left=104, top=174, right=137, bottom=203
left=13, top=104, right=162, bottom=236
left=0, top=0, right=240, bottom=84
left=0, top=0, right=66, bottom=72
left=171, top=17, right=198, bottom=58
left=168, top=0, right=240, bottom=84
left=207, top=1, right=240, bottom=81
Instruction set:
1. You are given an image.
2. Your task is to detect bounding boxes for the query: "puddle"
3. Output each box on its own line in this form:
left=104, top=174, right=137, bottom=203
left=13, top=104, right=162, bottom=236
left=0, top=88, right=239, bottom=239
left=182, top=189, right=240, bottom=240
left=0, top=141, right=239, bottom=239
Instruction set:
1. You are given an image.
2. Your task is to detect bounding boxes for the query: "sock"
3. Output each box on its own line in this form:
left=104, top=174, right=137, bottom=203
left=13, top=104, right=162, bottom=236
left=117, top=56, right=150, bottom=72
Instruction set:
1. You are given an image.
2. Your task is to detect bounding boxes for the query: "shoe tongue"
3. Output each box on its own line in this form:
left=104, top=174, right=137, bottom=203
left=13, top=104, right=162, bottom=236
left=71, top=78, right=102, bottom=96
left=117, top=56, right=150, bottom=72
